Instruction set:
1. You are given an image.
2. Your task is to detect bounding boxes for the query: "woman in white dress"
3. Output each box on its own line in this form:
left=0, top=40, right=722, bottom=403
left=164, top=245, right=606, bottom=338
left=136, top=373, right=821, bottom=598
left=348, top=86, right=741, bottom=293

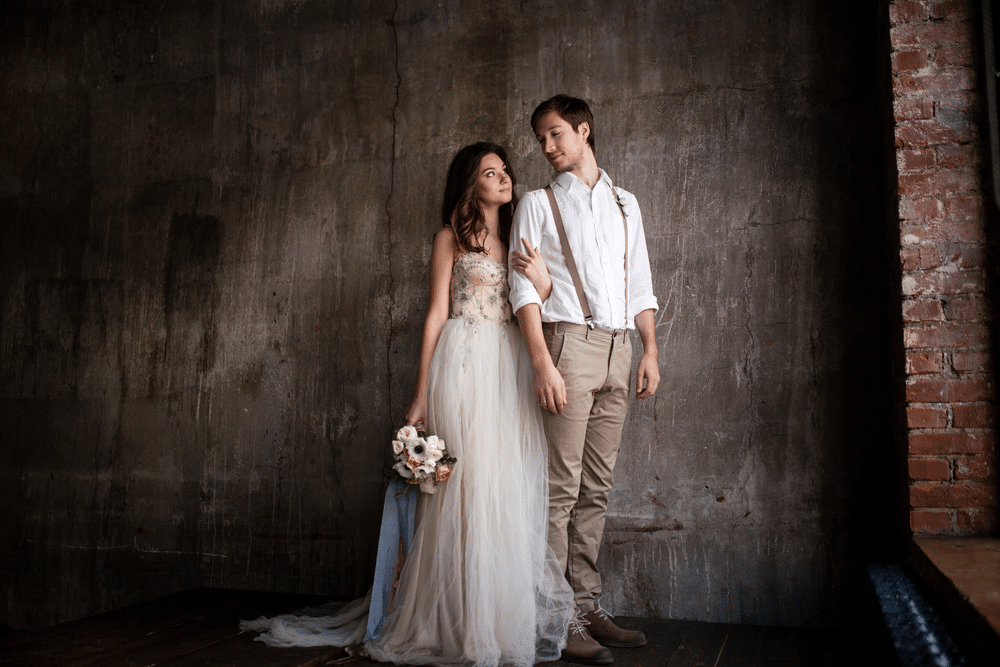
left=243, top=143, right=574, bottom=666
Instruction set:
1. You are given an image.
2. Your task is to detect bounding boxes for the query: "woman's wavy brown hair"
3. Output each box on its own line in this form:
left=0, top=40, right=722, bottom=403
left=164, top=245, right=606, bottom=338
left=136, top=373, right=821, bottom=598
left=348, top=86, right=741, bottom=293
left=441, top=142, right=518, bottom=253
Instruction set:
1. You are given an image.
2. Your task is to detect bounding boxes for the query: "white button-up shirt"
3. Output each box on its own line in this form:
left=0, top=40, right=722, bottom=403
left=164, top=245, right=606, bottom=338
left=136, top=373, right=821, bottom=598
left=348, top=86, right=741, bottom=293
left=509, top=170, right=658, bottom=330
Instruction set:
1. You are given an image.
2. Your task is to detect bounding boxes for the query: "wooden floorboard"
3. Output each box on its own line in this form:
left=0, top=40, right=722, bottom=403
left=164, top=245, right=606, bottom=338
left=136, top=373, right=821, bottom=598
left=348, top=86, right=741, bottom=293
left=666, top=621, right=732, bottom=667
left=154, top=630, right=346, bottom=667
left=0, top=589, right=852, bottom=667
left=715, top=624, right=771, bottom=667
left=0, top=588, right=331, bottom=667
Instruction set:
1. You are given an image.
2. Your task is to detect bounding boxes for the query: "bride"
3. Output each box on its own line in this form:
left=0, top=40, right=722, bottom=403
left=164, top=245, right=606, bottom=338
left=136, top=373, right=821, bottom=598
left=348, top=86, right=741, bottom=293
left=242, top=142, right=574, bottom=666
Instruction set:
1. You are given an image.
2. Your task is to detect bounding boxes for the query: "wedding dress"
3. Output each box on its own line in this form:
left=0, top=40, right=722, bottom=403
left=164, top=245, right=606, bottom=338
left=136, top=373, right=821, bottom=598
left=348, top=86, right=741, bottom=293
left=242, top=252, right=574, bottom=666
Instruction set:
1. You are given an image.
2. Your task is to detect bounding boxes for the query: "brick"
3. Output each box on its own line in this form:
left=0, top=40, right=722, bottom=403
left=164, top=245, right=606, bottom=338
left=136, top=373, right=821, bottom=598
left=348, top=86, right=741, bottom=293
left=953, top=403, right=990, bottom=428
left=935, top=45, right=973, bottom=68
left=897, top=148, right=936, bottom=172
left=943, top=194, right=984, bottom=222
left=910, top=482, right=996, bottom=508
left=901, top=270, right=984, bottom=296
left=891, top=1, right=930, bottom=24
left=943, top=294, right=989, bottom=321
left=900, top=247, right=942, bottom=270
left=956, top=455, right=995, bottom=481
left=952, top=349, right=992, bottom=374
left=898, top=169, right=977, bottom=196
left=953, top=377, right=994, bottom=401
left=934, top=115, right=979, bottom=145
left=906, top=350, right=945, bottom=374
left=893, top=68, right=976, bottom=97
left=892, top=48, right=930, bottom=71
left=936, top=91, right=978, bottom=117
left=894, top=97, right=935, bottom=121
left=907, top=406, right=949, bottom=428
left=909, top=457, right=952, bottom=480
left=900, top=218, right=983, bottom=245
left=910, top=509, right=954, bottom=533
left=899, top=196, right=943, bottom=223
left=909, top=431, right=993, bottom=454
left=943, top=245, right=985, bottom=268
left=902, top=298, right=946, bottom=323
left=905, top=377, right=993, bottom=402
left=891, top=21, right=974, bottom=48
left=902, top=322, right=989, bottom=348
left=936, top=144, right=977, bottom=169
left=956, top=507, right=998, bottom=533
left=895, top=121, right=960, bottom=148
left=929, top=0, right=975, bottom=21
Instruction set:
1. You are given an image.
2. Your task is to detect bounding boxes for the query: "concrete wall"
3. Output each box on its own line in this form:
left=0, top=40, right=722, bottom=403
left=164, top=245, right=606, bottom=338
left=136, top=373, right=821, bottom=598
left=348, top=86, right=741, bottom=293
left=0, top=0, right=897, bottom=630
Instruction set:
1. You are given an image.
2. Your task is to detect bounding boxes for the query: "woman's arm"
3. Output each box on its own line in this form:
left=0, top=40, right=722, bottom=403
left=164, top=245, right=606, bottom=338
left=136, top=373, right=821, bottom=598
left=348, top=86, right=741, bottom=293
left=404, top=228, right=457, bottom=429
left=510, top=237, right=552, bottom=301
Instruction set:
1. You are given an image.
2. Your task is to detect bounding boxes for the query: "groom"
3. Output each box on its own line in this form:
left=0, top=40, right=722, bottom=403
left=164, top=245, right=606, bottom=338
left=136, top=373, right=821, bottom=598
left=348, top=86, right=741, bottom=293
left=509, top=95, right=660, bottom=665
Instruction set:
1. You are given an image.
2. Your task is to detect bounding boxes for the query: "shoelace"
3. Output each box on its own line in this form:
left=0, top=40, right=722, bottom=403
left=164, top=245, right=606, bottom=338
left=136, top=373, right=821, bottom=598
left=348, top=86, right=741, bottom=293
left=592, top=601, right=615, bottom=621
left=568, top=613, right=591, bottom=636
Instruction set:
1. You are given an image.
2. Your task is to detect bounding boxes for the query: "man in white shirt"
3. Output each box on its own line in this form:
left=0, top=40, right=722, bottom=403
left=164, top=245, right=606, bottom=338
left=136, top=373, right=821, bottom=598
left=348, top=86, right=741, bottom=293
left=509, top=95, right=660, bottom=665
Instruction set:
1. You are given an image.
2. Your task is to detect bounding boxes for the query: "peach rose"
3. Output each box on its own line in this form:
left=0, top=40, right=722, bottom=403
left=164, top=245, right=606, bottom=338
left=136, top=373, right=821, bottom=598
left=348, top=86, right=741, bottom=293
left=396, top=425, right=418, bottom=442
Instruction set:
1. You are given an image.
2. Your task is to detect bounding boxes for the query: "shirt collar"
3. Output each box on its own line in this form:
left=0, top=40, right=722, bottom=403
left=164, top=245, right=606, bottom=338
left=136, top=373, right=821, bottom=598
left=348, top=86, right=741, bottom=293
left=552, top=168, right=613, bottom=194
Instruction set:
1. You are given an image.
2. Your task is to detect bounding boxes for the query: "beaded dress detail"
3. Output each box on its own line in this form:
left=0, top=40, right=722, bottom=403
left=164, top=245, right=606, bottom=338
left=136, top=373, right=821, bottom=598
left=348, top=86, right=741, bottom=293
left=450, top=253, right=513, bottom=324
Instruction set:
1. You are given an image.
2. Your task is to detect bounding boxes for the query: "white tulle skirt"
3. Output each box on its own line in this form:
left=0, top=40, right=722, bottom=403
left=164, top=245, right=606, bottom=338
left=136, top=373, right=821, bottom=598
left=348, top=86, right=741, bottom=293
left=243, top=318, right=574, bottom=666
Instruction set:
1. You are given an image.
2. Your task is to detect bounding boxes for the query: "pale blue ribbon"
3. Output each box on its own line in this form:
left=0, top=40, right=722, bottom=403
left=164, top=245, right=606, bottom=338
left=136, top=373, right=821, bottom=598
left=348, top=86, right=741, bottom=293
left=364, top=477, right=417, bottom=642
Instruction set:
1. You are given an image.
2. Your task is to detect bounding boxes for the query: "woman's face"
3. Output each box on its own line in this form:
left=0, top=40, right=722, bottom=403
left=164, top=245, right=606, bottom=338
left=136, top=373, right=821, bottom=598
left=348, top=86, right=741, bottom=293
left=475, top=153, right=512, bottom=208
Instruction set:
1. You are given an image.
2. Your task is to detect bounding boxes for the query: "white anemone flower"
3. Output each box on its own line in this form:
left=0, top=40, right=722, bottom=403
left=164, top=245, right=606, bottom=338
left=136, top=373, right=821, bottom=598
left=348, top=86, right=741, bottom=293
left=405, top=437, right=430, bottom=461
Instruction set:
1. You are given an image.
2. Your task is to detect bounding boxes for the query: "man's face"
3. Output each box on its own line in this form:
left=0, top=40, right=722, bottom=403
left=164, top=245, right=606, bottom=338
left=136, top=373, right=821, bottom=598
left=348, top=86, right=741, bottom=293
left=534, top=111, right=589, bottom=174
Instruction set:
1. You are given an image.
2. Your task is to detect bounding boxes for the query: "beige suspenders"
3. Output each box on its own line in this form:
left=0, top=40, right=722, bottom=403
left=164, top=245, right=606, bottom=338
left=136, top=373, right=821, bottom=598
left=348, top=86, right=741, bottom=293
left=544, top=182, right=629, bottom=330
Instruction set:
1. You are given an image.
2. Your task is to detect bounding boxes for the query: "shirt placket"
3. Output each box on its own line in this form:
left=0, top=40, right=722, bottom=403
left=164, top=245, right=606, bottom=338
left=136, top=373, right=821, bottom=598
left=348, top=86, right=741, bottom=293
left=585, top=182, right=615, bottom=329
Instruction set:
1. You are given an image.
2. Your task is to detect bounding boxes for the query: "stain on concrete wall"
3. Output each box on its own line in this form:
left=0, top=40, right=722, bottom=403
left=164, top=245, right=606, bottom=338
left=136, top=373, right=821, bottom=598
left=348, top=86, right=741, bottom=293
left=0, top=0, right=896, bottom=630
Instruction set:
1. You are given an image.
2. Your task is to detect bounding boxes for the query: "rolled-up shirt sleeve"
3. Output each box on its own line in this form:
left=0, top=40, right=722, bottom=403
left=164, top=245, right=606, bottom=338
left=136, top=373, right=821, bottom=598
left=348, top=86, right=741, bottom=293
left=508, top=191, right=545, bottom=315
left=625, top=192, right=659, bottom=318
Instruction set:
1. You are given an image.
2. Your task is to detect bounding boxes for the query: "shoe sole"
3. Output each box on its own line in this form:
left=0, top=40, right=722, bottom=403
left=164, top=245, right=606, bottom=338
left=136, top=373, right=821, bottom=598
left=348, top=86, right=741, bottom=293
left=590, top=634, right=648, bottom=648
left=594, top=637, right=647, bottom=648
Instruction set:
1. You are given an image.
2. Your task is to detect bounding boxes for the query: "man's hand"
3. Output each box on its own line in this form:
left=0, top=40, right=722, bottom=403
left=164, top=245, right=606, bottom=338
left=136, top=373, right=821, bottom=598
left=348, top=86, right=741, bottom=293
left=635, top=352, right=660, bottom=399
left=535, top=359, right=567, bottom=414
left=516, top=303, right=566, bottom=414
left=633, top=308, right=659, bottom=399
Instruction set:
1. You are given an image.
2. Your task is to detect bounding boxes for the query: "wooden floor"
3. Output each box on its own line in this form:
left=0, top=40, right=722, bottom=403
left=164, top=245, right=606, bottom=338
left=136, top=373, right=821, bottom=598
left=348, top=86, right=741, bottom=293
left=0, top=588, right=860, bottom=667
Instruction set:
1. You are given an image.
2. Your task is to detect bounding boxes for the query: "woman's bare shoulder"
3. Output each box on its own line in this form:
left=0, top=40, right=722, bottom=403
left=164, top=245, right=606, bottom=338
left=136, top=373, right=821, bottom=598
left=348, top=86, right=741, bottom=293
left=434, top=226, right=463, bottom=256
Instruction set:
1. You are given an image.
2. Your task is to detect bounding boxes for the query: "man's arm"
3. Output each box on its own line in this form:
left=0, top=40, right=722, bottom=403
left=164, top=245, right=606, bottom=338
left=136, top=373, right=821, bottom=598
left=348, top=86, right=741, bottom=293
left=516, top=303, right=567, bottom=414
left=508, top=193, right=545, bottom=315
left=634, top=308, right=660, bottom=399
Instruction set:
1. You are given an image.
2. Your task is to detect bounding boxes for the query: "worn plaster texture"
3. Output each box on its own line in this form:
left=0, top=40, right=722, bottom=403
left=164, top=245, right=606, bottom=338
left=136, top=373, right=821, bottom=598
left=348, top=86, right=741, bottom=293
left=0, top=0, right=896, bottom=630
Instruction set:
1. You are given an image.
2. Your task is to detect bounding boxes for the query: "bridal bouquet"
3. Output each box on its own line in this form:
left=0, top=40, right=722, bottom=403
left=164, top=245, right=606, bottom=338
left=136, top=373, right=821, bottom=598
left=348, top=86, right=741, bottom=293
left=392, top=425, right=456, bottom=494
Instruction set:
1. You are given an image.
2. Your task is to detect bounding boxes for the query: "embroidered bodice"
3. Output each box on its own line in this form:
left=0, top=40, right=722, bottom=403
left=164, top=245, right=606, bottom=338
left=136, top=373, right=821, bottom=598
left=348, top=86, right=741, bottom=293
left=450, top=252, right=513, bottom=324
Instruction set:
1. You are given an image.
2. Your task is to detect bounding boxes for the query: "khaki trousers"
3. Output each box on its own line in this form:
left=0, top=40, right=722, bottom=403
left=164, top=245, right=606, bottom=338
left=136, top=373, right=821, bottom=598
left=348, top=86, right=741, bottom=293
left=541, top=321, right=632, bottom=612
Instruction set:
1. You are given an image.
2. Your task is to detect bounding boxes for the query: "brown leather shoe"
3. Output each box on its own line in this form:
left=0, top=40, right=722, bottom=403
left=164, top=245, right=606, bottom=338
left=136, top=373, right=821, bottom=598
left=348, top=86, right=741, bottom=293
left=582, top=606, right=647, bottom=648
left=560, top=614, right=614, bottom=665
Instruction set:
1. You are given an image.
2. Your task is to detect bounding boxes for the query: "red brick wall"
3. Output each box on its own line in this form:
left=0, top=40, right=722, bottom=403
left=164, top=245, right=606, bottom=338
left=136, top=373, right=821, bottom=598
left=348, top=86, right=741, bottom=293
left=890, top=0, right=997, bottom=535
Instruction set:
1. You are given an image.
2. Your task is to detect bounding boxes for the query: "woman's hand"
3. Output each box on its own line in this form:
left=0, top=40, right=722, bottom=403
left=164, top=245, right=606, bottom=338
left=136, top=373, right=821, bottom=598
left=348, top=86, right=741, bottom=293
left=511, top=237, right=552, bottom=302
left=404, top=395, right=427, bottom=431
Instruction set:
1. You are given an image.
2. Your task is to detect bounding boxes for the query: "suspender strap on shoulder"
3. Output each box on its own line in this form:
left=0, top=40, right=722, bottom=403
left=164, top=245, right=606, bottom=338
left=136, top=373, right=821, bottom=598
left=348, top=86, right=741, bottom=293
left=545, top=185, right=594, bottom=329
